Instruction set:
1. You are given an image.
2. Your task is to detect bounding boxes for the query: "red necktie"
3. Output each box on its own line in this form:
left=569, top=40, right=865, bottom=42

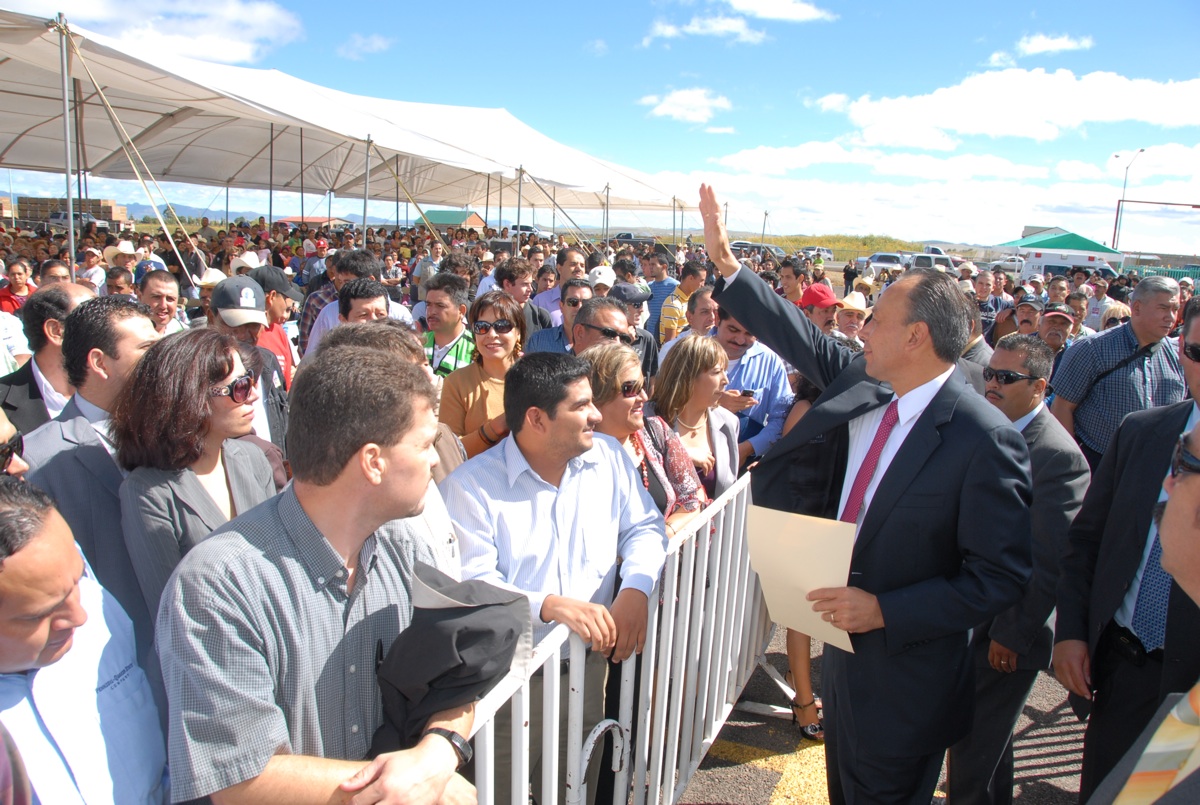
left=840, top=400, right=899, bottom=524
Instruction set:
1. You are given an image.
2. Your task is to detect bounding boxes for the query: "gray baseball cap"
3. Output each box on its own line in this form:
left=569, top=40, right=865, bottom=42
left=211, top=276, right=268, bottom=327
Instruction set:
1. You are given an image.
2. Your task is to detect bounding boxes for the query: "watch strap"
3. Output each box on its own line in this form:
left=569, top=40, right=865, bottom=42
left=423, top=727, right=472, bottom=769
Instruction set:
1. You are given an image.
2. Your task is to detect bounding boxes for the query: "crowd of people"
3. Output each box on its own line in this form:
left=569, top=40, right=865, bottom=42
left=0, top=186, right=1195, bottom=805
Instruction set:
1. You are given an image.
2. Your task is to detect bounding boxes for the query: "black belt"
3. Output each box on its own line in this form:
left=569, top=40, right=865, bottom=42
left=1104, top=623, right=1164, bottom=666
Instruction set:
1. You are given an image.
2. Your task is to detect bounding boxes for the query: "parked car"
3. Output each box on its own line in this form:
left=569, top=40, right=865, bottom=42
left=509, top=224, right=553, bottom=240
left=730, top=241, right=786, bottom=260
left=988, top=255, right=1026, bottom=273
left=48, top=210, right=109, bottom=232
left=612, top=232, right=656, bottom=247
left=906, top=254, right=954, bottom=271
left=865, top=252, right=905, bottom=268
left=801, top=246, right=835, bottom=261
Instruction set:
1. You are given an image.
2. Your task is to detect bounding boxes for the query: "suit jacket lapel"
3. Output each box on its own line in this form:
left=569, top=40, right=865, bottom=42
left=1130, top=403, right=1194, bottom=549
left=172, top=469, right=229, bottom=534
left=852, top=373, right=959, bottom=557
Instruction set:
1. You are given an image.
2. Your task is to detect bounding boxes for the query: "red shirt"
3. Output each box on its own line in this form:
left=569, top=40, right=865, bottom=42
left=0, top=286, right=29, bottom=315
left=257, top=323, right=295, bottom=390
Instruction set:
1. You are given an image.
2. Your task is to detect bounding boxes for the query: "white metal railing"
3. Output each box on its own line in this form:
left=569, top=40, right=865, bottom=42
left=469, top=472, right=769, bottom=805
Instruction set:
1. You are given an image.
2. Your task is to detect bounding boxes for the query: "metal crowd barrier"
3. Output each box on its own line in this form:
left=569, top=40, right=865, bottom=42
left=469, top=472, right=768, bottom=805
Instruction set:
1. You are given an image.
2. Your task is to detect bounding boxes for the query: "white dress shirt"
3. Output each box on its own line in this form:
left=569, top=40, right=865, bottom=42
left=837, top=365, right=956, bottom=530
left=441, top=433, right=668, bottom=641
left=29, top=355, right=69, bottom=421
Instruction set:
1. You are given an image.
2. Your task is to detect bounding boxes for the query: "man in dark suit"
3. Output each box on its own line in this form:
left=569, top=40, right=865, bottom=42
left=23, top=296, right=161, bottom=676
left=1088, top=424, right=1200, bottom=803
left=1054, top=298, right=1200, bottom=801
left=947, top=334, right=1090, bottom=804
left=699, top=185, right=1033, bottom=804
left=0, top=283, right=95, bottom=434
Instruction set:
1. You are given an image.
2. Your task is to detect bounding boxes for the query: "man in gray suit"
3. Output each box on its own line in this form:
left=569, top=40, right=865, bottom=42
left=23, top=296, right=161, bottom=663
left=947, top=334, right=1090, bottom=804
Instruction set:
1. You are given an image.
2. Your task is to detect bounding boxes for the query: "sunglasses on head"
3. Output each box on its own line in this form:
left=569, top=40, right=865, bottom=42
left=620, top=379, right=644, bottom=399
left=982, top=367, right=1038, bottom=385
left=471, top=319, right=516, bottom=335
left=0, top=430, right=23, bottom=475
left=1184, top=343, right=1200, bottom=363
left=580, top=322, right=634, bottom=346
left=1171, top=432, right=1200, bottom=479
left=210, top=373, right=254, bottom=404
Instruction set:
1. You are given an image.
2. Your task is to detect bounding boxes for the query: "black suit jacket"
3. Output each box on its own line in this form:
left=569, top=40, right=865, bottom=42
left=977, top=407, right=1090, bottom=670
left=0, top=359, right=49, bottom=435
left=523, top=301, right=552, bottom=337
left=1056, top=400, right=1200, bottom=715
left=258, top=346, right=289, bottom=456
left=715, top=270, right=1033, bottom=756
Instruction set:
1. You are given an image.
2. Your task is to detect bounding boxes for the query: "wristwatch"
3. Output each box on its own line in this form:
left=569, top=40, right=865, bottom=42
left=423, top=727, right=472, bottom=769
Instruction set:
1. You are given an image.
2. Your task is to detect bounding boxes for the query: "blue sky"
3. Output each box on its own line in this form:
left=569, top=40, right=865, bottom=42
left=7, top=0, right=1200, bottom=254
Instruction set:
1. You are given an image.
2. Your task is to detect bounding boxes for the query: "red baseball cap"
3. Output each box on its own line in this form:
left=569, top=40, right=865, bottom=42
left=800, top=284, right=842, bottom=309
left=315, top=239, right=328, bottom=249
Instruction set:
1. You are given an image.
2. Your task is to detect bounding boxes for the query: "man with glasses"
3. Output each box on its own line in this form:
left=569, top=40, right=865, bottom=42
left=569, top=297, right=636, bottom=355
left=0, top=409, right=28, bottom=479
left=526, top=278, right=594, bottom=354
left=948, top=335, right=1090, bottom=803
left=1053, top=296, right=1200, bottom=801
left=1051, top=276, right=1186, bottom=469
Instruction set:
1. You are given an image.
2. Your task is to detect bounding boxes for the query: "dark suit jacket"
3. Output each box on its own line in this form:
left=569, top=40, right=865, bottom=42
left=715, top=270, right=1033, bottom=756
left=1056, top=400, right=1200, bottom=716
left=962, top=337, right=994, bottom=368
left=119, top=438, right=276, bottom=621
left=258, top=346, right=289, bottom=455
left=976, top=407, right=1090, bottom=670
left=0, top=359, right=49, bottom=435
left=523, top=301, right=552, bottom=337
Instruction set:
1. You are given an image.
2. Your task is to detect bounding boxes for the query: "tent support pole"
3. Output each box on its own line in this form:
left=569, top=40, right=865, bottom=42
left=268, top=123, right=274, bottom=227
left=362, top=137, right=371, bottom=243
left=498, top=180, right=503, bottom=238
left=58, top=13, right=76, bottom=278
left=484, top=175, right=490, bottom=231
left=328, top=190, right=332, bottom=224
left=524, top=173, right=593, bottom=253
left=7, top=171, right=14, bottom=228
left=225, top=187, right=229, bottom=227
left=552, top=187, right=556, bottom=239
left=367, top=143, right=448, bottom=253
left=672, top=197, right=677, bottom=249
left=299, top=129, right=305, bottom=222
left=604, top=185, right=610, bottom=243
left=73, top=78, right=85, bottom=204
left=394, top=157, right=399, bottom=227
left=515, top=166, right=523, bottom=251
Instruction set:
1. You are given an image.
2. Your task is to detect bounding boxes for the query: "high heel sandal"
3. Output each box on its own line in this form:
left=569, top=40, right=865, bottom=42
left=790, top=699, right=825, bottom=742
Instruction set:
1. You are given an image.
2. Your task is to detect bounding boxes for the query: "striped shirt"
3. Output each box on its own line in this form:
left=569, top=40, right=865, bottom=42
left=645, top=278, right=679, bottom=342
left=424, top=329, right=476, bottom=377
left=156, top=487, right=451, bottom=801
left=441, top=433, right=668, bottom=642
left=1052, top=323, right=1186, bottom=453
left=658, top=286, right=691, bottom=344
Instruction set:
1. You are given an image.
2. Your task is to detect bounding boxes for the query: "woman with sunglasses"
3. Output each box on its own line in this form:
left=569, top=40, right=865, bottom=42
left=1100, top=302, right=1132, bottom=331
left=647, top=334, right=740, bottom=501
left=439, top=290, right=528, bottom=458
left=582, top=342, right=706, bottom=534
left=112, top=329, right=276, bottom=620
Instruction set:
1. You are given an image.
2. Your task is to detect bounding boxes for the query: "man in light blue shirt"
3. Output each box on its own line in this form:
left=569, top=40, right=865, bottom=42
left=441, top=351, right=667, bottom=805
left=713, top=305, right=794, bottom=466
left=0, top=479, right=167, bottom=804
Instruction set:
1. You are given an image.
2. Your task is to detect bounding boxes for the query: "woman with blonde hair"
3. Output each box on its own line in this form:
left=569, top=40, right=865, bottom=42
left=1100, top=302, right=1132, bottom=330
left=581, top=343, right=705, bottom=536
left=646, top=334, right=739, bottom=500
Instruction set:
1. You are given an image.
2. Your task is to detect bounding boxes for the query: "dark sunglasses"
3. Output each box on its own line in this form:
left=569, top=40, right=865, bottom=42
left=0, top=430, right=23, bottom=474
left=580, top=322, right=634, bottom=346
left=471, top=319, right=516, bottom=335
left=563, top=297, right=585, bottom=308
left=620, top=379, right=644, bottom=399
left=1184, top=343, right=1200, bottom=363
left=982, top=367, right=1038, bottom=385
left=1105, top=316, right=1131, bottom=329
left=210, top=373, right=254, bottom=404
left=1171, top=432, right=1200, bottom=479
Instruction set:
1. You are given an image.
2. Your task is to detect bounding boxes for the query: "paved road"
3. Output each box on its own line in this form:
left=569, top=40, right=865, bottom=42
left=679, top=628, right=1084, bottom=804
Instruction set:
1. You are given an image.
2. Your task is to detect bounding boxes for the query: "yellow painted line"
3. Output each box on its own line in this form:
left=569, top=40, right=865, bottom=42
left=706, top=732, right=830, bottom=805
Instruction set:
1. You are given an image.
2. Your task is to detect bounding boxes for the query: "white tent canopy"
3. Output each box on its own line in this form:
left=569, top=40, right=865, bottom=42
left=0, top=8, right=681, bottom=213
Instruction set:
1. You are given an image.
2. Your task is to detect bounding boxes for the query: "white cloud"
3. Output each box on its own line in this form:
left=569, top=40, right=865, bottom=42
left=336, top=34, right=393, bottom=61
left=705, top=126, right=737, bottom=134
left=10, top=0, right=304, bottom=63
left=987, top=51, right=1016, bottom=68
left=1055, top=160, right=1108, bottom=181
left=815, top=93, right=849, bottom=112
left=587, top=39, right=608, bottom=56
left=642, top=15, right=766, bottom=46
left=824, top=68, right=1200, bottom=151
left=639, top=88, right=732, bottom=124
left=722, top=0, right=837, bottom=22
left=715, top=140, right=1049, bottom=181
left=1016, top=33, right=1094, bottom=56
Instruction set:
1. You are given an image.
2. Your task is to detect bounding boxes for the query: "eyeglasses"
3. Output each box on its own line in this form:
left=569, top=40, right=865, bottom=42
left=620, top=379, right=644, bottom=399
left=1171, top=432, right=1200, bottom=479
left=982, top=367, right=1039, bottom=385
left=580, top=322, right=634, bottom=345
left=563, top=297, right=585, bottom=308
left=0, top=430, right=23, bottom=475
left=1184, top=342, right=1200, bottom=363
left=1104, top=316, right=1131, bottom=330
left=210, top=373, right=254, bottom=404
left=471, top=319, right=516, bottom=335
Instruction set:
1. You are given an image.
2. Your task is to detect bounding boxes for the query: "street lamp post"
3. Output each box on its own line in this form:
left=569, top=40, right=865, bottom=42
left=1112, top=148, right=1145, bottom=250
